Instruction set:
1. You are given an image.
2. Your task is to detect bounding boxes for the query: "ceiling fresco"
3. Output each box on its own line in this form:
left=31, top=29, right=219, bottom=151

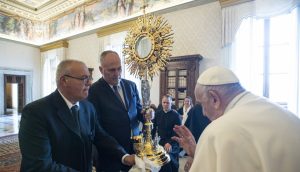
left=0, top=0, right=89, bottom=20
left=0, top=0, right=202, bottom=45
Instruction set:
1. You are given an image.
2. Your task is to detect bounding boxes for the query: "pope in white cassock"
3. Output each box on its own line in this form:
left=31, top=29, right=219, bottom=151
left=172, top=66, right=300, bottom=172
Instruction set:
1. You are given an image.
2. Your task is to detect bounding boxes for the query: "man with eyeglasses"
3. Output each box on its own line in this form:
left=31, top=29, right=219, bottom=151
left=19, top=59, right=135, bottom=172
left=88, top=50, right=147, bottom=172
left=63, top=74, right=93, bottom=84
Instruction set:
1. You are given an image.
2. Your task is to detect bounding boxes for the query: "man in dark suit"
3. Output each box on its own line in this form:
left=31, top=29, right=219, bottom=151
left=19, top=59, right=135, bottom=172
left=152, top=95, right=181, bottom=172
left=88, top=50, right=144, bottom=172
left=184, top=103, right=210, bottom=143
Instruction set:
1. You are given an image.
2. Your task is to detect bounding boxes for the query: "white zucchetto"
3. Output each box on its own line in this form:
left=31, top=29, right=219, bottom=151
left=197, top=66, right=239, bottom=85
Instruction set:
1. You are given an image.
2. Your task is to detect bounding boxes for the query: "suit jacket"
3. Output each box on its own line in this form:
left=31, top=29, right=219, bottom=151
left=184, top=104, right=211, bottom=143
left=88, top=78, right=143, bottom=171
left=152, top=109, right=181, bottom=170
left=19, top=90, right=126, bottom=172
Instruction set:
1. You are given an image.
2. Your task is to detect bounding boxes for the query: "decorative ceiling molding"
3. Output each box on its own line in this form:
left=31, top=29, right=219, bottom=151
left=40, top=40, right=68, bottom=52
left=9, top=0, right=56, bottom=10
left=97, top=20, right=136, bottom=38
left=0, top=0, right=91, bottom=21
left=219, top=0, right=253, bottom=8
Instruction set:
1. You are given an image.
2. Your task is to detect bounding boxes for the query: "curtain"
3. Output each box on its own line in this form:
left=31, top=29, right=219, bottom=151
left=221, top=0, right=300, bottom=48
left=41, top=47, right=66, bottom=96
left=255, top=0, right=300, bottom=17
left=223, top=2, right=300, bottom=116
left=221, top=1, right=254, bottom=47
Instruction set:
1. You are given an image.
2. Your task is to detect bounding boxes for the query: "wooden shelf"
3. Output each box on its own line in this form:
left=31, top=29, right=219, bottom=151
left=160, top=54, right=203, bottom=108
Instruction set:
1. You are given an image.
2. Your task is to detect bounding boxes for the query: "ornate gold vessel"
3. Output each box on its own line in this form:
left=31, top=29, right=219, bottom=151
left=132, top=109, right=170, bottom=168
left=123, top=13, right=174, bottom=80
left=124, top=2, right=174, bottom=170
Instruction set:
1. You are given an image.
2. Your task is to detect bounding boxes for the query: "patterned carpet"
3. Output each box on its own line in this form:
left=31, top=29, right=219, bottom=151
left=0, top=134, right=21, bottom=172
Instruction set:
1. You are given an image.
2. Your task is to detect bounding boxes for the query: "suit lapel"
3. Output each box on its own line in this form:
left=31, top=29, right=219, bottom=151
left=101, top=78, right=127, bottom=110
left=57, top=108, right=81, bottom=136
left=52, top=90, right=81, bottom=137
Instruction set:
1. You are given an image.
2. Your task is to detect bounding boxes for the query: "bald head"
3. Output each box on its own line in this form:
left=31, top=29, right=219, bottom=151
left=99, top=50, right=119, bottom=67
left=56, top=59, right=91, bottom=103
left=99, top=50, right=122, bottom=85
left=56, top=59, right=86, bottom=86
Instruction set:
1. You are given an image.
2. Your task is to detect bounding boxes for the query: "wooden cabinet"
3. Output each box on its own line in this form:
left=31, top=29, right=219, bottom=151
left=160, top=54, right=202, bottom=108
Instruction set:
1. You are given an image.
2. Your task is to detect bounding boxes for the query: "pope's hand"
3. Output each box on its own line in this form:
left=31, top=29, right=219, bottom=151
left=172, top=125, right=196, bottom=158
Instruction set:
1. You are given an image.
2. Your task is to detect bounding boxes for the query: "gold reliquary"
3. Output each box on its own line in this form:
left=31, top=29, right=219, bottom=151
left=132, top=109, right=170, bottom=168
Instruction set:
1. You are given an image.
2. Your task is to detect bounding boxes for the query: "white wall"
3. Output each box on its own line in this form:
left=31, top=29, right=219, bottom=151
left=165, top=1, right=222, bottom=69
left=67, top=34, right=102, bottom=80
left=0, top=38, right=41, bottom=101
left=151, top=1, right=222, bottom=105
left=67, top=1, right=222, bottom=105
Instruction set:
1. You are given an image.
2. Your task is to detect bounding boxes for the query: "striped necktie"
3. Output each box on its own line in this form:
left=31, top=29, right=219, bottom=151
left=113, top=85, right=125, bottom=107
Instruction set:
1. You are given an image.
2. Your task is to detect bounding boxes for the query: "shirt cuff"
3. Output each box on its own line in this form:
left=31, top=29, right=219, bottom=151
left=121, top=154, right=130, bottom=164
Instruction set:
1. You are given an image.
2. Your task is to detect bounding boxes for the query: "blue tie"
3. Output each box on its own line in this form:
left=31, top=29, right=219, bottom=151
left=71, top=105, right=80, bottom=132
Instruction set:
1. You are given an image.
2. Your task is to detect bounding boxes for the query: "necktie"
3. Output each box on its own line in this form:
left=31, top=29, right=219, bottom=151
left=71, top=105, right=80, bottom=132
left=113, top=85, right=125, bottom=107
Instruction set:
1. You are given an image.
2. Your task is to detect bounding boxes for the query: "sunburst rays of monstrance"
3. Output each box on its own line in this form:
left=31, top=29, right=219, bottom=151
left=123, top=14, right=174, bottom=80
left=122, top=7, right=174, bottom=171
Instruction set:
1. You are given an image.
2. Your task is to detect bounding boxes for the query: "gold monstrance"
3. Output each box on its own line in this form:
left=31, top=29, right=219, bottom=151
left=123, top=1, right=174, bottom=171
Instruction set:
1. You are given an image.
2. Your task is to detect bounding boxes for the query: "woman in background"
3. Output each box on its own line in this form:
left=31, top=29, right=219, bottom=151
left=177, top=96, right=193, bottom=125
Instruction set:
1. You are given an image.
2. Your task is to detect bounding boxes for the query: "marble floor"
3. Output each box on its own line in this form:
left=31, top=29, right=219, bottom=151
left=0, top=112, right=20, bottom=137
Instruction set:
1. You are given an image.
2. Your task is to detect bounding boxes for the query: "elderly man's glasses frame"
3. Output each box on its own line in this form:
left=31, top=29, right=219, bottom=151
left=64, top=74, right=93, bottom=84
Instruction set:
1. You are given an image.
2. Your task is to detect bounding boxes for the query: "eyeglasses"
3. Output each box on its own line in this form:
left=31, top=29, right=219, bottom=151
left=64, top=74, right=93, bottom=84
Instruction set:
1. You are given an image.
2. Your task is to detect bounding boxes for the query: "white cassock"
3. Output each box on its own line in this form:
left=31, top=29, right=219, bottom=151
left=189, top=91, right=300, bottom=172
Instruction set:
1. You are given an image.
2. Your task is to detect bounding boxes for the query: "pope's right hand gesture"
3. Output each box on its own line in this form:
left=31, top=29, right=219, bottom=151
left=171, top=125, right=196, bottom=158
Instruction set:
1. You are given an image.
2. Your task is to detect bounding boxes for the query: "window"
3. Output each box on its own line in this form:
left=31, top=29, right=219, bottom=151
left=233, top=7, right=299, bottom=116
